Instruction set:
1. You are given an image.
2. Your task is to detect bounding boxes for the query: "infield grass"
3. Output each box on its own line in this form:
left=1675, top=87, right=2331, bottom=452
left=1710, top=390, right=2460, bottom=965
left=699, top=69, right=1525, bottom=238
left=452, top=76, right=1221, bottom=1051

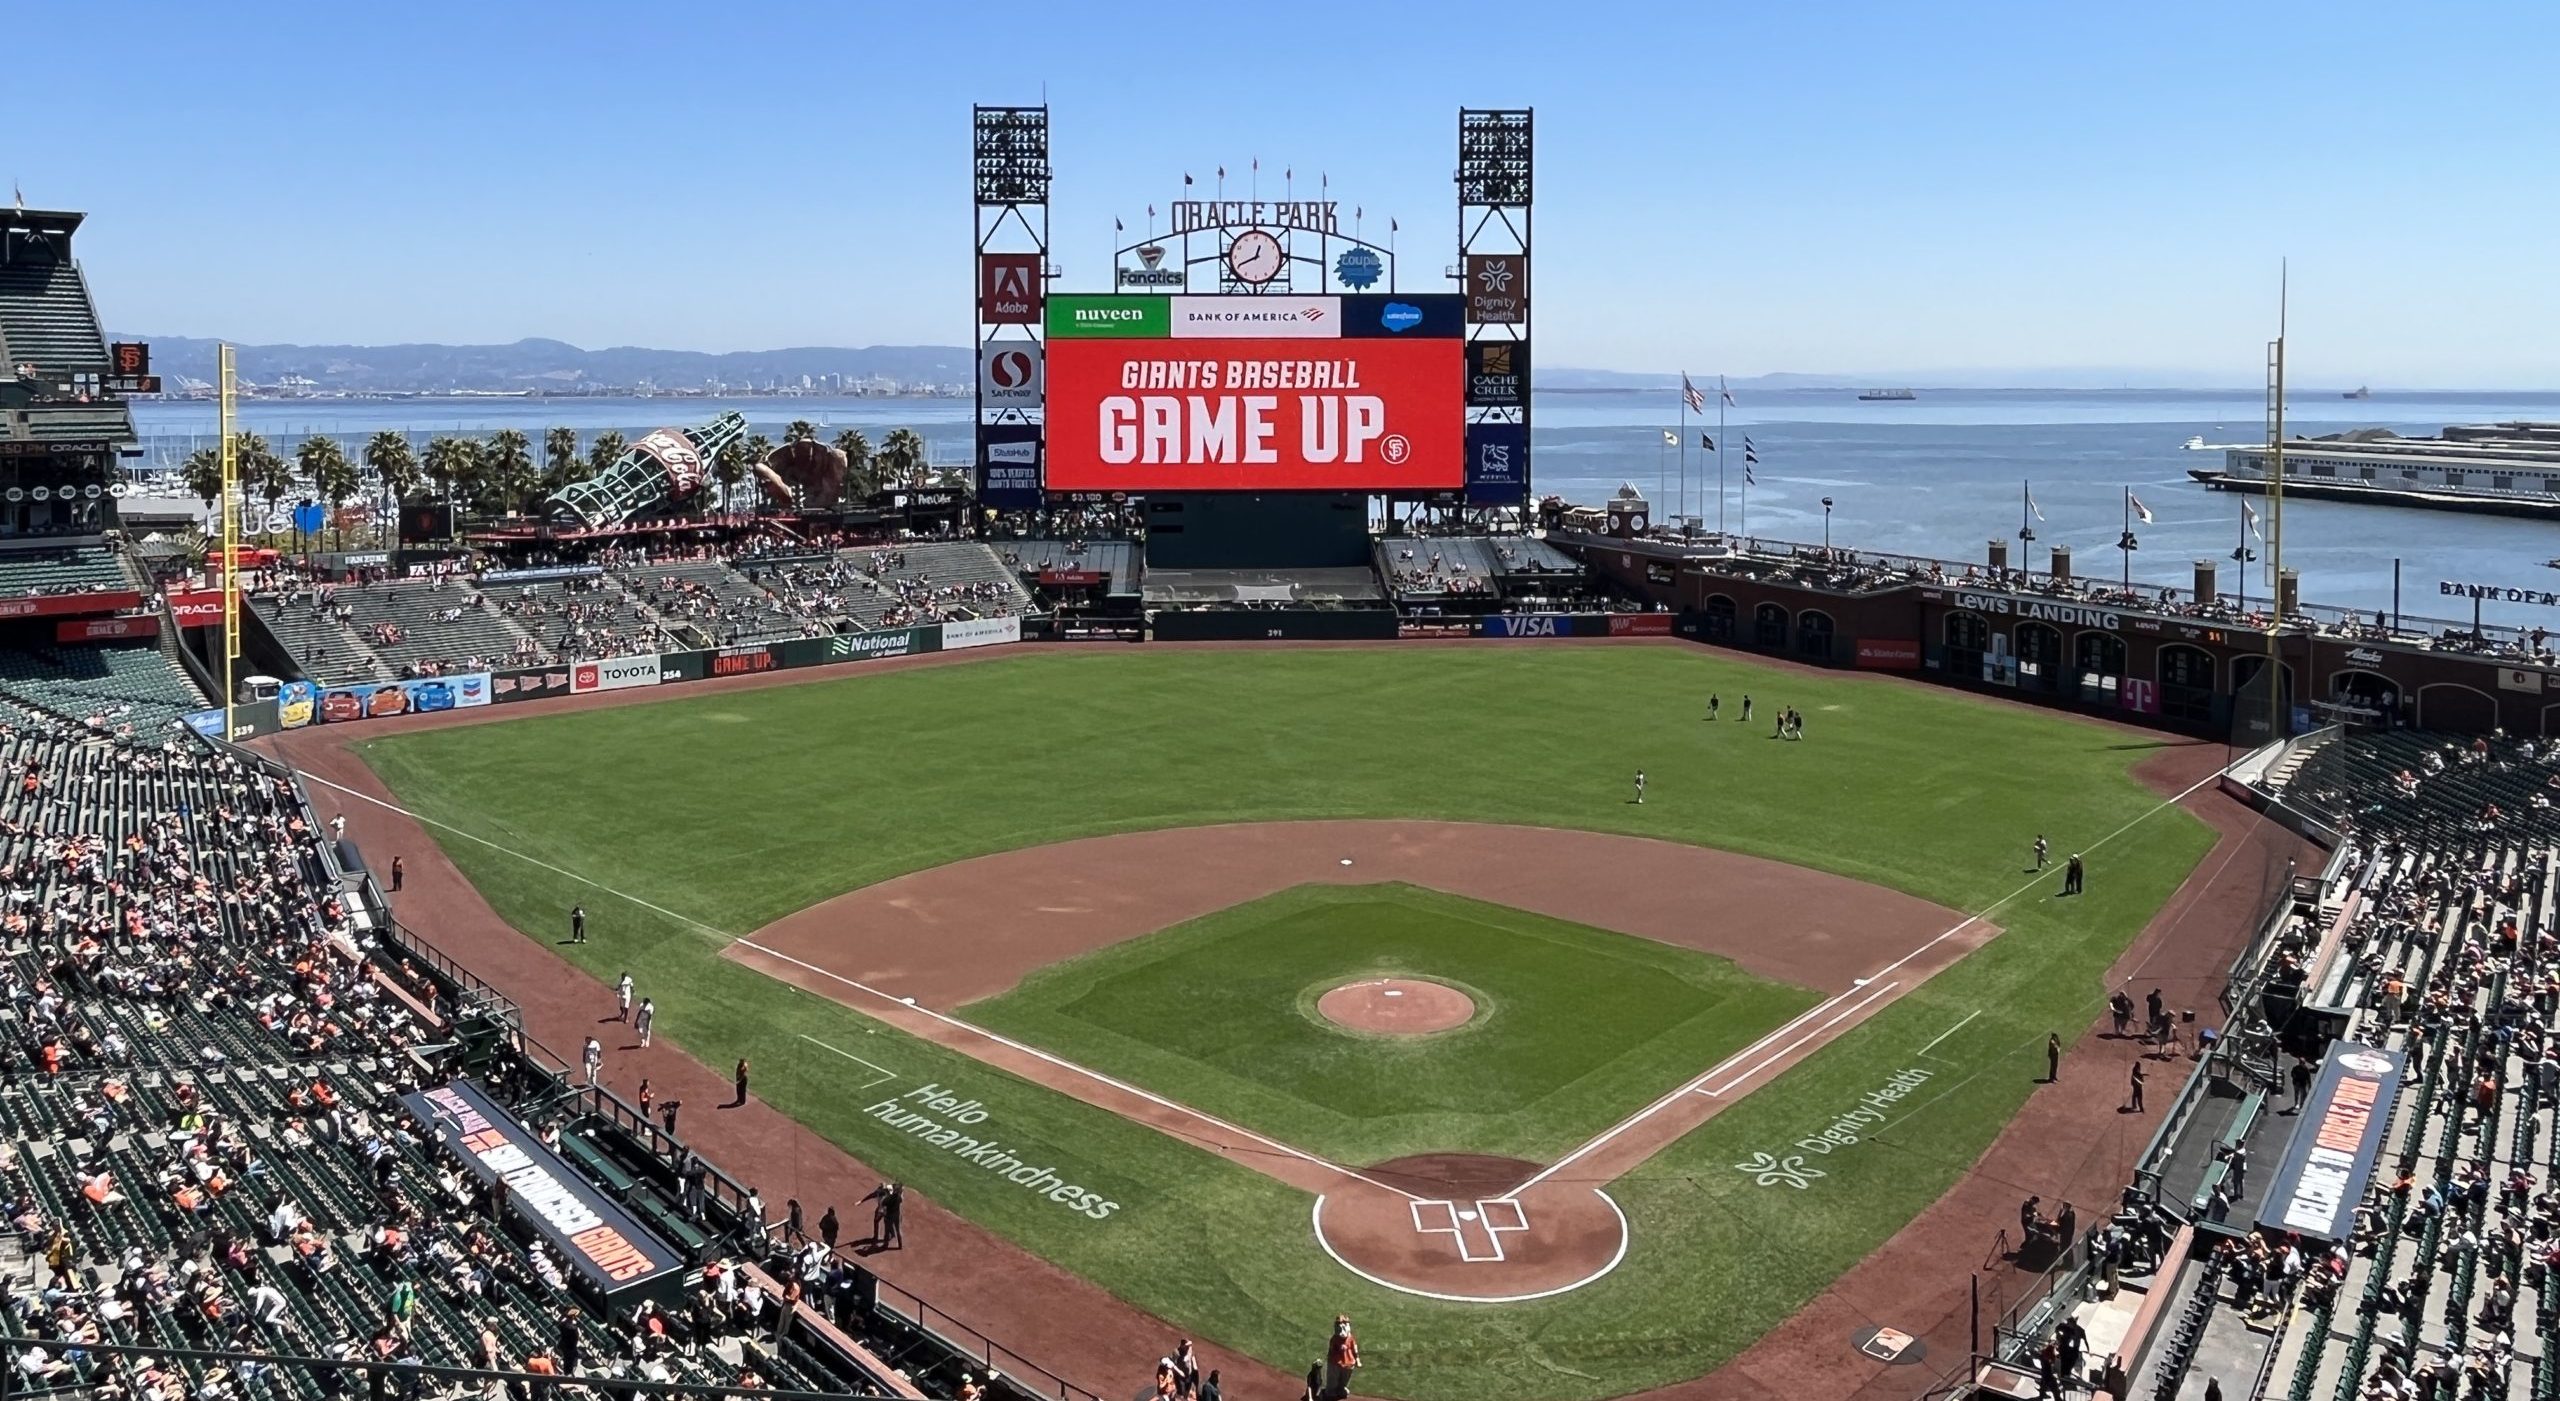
left=964, top=882, right=1821, bottom=1164
left=356, top=645, right=2224, bottom=1401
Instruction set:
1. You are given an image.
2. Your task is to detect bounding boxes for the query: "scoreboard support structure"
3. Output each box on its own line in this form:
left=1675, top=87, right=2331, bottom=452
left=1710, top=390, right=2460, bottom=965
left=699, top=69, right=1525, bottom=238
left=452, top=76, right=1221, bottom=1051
left=973, top=106, right=1050, bottom=519
left=1454, top=109, right=1533, bottom=527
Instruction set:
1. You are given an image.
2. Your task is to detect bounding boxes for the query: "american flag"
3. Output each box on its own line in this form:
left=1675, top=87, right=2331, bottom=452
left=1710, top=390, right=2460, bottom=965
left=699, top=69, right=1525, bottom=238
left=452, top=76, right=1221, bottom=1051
left=1681, top=373, right=1705, bottom=415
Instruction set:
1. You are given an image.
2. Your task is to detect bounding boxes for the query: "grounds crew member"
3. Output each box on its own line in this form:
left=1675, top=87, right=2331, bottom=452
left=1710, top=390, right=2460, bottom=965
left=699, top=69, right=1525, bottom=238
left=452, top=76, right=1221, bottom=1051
left=570, top=904, right=586, bottom=943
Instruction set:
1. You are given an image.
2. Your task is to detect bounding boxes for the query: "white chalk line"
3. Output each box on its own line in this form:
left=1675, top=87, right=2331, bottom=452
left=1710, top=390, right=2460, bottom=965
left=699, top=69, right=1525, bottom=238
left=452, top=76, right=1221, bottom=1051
left=1501, top=753, right=2239, bottom=1202
left=1314, top=1189, right=1631, bottom=1304
left=798, top=1034, right=899, bottom=1091
left=1696, top=978, right=1902, bottom=1099
left=293, top=764, right=1425, bottom=1203
left=1916, top=1009, right=1983, bottom=1061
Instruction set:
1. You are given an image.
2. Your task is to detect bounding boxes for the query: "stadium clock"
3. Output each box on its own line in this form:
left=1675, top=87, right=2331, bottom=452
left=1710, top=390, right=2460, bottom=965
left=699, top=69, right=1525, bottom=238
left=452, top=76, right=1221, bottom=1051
left=1226, top=229, right=1285, bottom=285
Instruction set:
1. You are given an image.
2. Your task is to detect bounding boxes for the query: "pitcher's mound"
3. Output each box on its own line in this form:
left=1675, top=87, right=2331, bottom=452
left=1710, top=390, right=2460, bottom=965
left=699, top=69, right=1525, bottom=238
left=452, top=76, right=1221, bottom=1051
left=1318, top=978, right=1474, bottom=1035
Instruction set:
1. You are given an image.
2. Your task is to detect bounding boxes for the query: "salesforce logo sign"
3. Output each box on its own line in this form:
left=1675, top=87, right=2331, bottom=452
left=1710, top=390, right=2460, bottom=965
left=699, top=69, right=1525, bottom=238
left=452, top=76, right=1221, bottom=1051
left=1380, top=302, right=1424, bottom=333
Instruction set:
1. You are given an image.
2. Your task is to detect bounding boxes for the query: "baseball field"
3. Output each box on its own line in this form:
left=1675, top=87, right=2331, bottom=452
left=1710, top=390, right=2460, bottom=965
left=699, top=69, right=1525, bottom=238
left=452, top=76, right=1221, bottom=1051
left=349, top=644, right=2220, bottom=1400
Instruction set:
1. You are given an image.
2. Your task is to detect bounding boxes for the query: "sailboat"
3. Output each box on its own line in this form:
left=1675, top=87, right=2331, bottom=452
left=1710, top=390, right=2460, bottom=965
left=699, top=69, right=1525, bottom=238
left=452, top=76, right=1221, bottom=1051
left=2342, top=385, right=2371, bottom=400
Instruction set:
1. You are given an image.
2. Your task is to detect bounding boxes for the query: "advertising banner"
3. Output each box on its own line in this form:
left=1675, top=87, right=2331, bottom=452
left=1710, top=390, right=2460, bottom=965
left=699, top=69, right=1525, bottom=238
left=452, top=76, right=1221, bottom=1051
left=166, top=590, right=225, bottom=628
left=978, top=422, right=1044, bottom=509
left=56, top=615, right=160, bottom=642
left=183, top=709, right=227, bottom=737
left=276, top=680, right=319, bottom=730
left=979, top=253, right=1043, bottom=324
left=702, top=646, right=776, bottom=679
left=1607, top=614, right=1675, bottom=637
left=1464, top=254, right=1529, bottom=324
left=2256, top=1043, right=2403, bottom=1242
left=1466, top=340, right=1529, bottom=407
left=571, top=654, right=662, bottom=694
left=1047, top=294, right=1171, bottom=339
left=1464, top=422, right=1529, bottom=504
left=1855, top=639, right=1922, bottom=671
left=980, top=341, right=1043, bottom=411
left=825, top=627, right=935, bottom=663
left=1481, top=614, right=1575, bottom=638
left=0, top=590, right=143, bottom=620
left=480, top=565, right=602, bottom=586
left=942, top=615, right=1022, bottom=650
left=491, top=666, right=576, bottom=704
left=1337, top=294, right=1465, bottom=339
left=657, top=650, right=711, bottom=683
left=1169, top=296, right=1340, bottom=339
left=2118, top=677, right=2161, bottom=715
left=313, top=673, right=490, bottom=723
left=403, top=1080, right=684, bottom=1307
left=1046, top=335, right=1464, bottom=493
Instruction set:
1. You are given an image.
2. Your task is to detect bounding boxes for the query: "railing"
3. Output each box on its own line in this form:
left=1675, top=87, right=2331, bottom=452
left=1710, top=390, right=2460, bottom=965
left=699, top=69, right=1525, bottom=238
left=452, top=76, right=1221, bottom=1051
left=0, top=1335, right=896, bottom=1401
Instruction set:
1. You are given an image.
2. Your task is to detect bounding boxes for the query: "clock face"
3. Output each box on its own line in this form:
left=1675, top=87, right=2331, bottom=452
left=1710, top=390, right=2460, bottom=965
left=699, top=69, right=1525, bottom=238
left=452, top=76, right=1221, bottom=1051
left=1227, top=230, right=1285, bottom=285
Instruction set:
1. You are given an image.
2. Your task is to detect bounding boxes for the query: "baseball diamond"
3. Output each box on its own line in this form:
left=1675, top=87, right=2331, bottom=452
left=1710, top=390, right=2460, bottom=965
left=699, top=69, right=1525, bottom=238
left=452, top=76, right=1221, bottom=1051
left=271, top=641, right=2255, bottom=1401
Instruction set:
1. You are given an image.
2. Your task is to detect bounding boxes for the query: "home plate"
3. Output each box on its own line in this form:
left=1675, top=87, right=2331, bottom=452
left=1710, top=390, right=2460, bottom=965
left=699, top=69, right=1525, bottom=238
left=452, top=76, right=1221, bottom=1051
left=1458, top=1209, right=1478, bottom=1222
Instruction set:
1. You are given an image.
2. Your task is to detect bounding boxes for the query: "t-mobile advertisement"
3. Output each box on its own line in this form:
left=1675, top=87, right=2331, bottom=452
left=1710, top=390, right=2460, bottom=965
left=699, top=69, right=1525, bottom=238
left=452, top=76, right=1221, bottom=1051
left=1045, top=337, right=1463, bottom=492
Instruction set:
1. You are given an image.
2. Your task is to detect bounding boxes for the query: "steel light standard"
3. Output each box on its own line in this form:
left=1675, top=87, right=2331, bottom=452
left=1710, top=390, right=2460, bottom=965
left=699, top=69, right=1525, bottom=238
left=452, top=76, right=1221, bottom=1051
left=1821, top=496, right=1834, bottom=552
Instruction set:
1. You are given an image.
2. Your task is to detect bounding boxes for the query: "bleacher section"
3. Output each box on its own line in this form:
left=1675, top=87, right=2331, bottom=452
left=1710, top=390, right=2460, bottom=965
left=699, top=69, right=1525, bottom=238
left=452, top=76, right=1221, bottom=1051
left=613, top=560, right=806, bottom=647
left=999, top=539, right=1141, bottom=597
left=252, top=592, right=388, bottom=686
left=0, top=642, right=209, bottom=732
left=2010, top=730, right=2560, bottom=1401
left=327, top=578, right=537, bottom=677
left=0, top=248, right=111, bottom=376
left=483, top=574, right=666, bottom=661
left=839, top=542, right=1030, bottom=630
left=0, top=547, right=130, bottom=597
left=0, top=711, right=982, bottom=1400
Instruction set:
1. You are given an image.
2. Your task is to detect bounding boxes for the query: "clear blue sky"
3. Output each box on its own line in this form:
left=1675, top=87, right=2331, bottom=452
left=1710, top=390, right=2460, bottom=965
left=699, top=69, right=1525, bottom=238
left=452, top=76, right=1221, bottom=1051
left=17, top=1, right=2555, bottom=385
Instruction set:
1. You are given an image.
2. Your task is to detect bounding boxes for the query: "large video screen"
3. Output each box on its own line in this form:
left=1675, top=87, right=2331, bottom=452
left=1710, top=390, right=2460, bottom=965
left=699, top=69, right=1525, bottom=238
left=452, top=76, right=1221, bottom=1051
left=1044, top=294, right=1464, bottom=493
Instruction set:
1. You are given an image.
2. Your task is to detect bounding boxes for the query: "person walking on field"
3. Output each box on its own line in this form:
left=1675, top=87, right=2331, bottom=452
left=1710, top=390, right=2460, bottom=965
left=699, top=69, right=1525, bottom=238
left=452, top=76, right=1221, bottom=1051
left=390, top=855, right=405, bottom=892
left=1322, top=1315, right=1361, bottom=1400
left=581, top=1037, right=602, bottom=1086
left=2063, top=854, right=2085, bottom=896
left=1633, top=769, right=1646, bottom=805
left=615, top=973, right=634, bottom=1023
left=1741, top=694, right=1754, bottom=723
left=570, top=904, right=587, bottom=944
left=2046, top=1032, right=2062, bottom=1083
left=2033, top=835, right=2050, bottom=871
left=730, top=1057, right=751, bottom=1107
left=634, top=997, right=654, bottom=1047
left=2125, top=1061, right=2147, bottom=1113
left=1706, top=693, right=1720, bottom=721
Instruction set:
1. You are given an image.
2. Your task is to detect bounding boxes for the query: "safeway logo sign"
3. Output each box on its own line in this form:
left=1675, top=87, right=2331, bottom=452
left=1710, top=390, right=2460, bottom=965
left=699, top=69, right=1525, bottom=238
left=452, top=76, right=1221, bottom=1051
left=981, top=254, right=1043, bottom=324
left=980, top=342, right=1043, bottom=410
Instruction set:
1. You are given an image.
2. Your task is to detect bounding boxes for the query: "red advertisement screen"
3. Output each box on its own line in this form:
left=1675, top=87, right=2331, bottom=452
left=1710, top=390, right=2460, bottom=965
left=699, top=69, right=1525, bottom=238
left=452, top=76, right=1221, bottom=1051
left=1046, top=337, right=1462, bottom=491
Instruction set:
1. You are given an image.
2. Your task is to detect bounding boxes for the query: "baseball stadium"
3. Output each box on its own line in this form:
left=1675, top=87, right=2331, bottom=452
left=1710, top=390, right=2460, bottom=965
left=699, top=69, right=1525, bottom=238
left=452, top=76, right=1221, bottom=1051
left=4, top=105, right=2555, bottom=1401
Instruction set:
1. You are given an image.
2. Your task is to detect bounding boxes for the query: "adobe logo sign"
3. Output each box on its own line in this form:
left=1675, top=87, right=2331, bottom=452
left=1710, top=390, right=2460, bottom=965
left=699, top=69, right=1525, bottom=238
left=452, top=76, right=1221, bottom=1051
left=981, top=253, right=1043, bottom=324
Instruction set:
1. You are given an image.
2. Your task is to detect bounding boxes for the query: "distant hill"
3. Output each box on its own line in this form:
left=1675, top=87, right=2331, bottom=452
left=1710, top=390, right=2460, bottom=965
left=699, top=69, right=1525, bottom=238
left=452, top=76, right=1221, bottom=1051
left=118, top=335, right=975, bottom=393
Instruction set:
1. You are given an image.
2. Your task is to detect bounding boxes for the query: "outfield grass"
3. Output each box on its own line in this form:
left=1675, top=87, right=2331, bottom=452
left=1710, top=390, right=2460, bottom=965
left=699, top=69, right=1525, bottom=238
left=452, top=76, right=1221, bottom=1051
left=358, top=646, right=2221, bottom=1401
left=963, top=882, right=1821, bottom=1165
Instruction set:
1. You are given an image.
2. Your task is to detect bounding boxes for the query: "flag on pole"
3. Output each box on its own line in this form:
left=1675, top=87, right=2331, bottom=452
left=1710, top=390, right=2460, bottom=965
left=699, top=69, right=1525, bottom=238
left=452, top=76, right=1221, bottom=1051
left=1662, top=430, right=1677, bottom=446
left=1390, top=218, right=1398, bottom=233
left=1743, top=436, right=1758, bottom=485
left=1681, top=373, right=1705, bottom=415
left=2129, top=493, right=2153, bottom=524
left=2026, top=489, right=2046, bottom=522
left=1183, top=174, right=1193, bottom=186
left=1114, top=218, right=1123, bottom=232
left=1217, top=166, right=1226, bottom=180
left=2243, top=501, right=2263, bottom=539
left=1701, top=435, right=1715, bottom=451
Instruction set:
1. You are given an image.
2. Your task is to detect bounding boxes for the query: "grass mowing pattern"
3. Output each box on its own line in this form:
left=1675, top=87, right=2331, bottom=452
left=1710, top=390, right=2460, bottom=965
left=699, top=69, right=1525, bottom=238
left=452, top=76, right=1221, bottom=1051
left=963, top=883, right=1822, bottom=1165
left=357, top=647, right=2218, bottom=1401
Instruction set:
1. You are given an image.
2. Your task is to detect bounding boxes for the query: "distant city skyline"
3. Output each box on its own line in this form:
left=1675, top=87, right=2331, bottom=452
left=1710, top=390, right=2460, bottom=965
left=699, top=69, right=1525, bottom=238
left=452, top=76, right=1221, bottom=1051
left=16, top=1, right=2558, bottom=387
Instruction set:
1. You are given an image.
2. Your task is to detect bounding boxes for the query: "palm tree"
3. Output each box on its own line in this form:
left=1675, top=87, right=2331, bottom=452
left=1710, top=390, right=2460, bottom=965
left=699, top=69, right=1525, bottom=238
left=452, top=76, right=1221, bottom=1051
left=180, top=446, right=225, bottom=509
left=237, top=432, right=293, bottom=537
left=833, top=428, right=874, bottom=503
left=484, top=428, right=537, bottom=514
left=298, top=436, right=360, bottom=549
left=542, top=425, right=582, bottom=494
left=586, top=429, right=627, bottom=478
left=421, top=435, right=472, bottom=508
left=877, top=427, right=928, bottom=488
left=364, top=431, right=421, bottom=505
left=711, top=437, right=749, bottom=517
left=737, top=433, right=774, bottom=512
left=785, top=419, right=818, bottom=445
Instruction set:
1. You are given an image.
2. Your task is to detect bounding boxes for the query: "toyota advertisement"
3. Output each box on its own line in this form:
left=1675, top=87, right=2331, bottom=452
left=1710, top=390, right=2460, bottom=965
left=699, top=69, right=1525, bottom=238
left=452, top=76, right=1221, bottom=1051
left=1044, top=294, right=1465, bottom=493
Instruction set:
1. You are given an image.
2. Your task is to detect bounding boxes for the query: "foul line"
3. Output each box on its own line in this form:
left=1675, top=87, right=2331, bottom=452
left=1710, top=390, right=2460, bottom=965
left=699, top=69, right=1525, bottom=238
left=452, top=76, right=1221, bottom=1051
left=1695, top=978, right=1902, bottom=1099
left=1916, top=1010, right=1982, bottom=1061
left=1500, top=753, right=2240, bottom=1203
left=798, top=1034, right=899, bottom=1091
left=291, top=764, right=1425, bottom=1203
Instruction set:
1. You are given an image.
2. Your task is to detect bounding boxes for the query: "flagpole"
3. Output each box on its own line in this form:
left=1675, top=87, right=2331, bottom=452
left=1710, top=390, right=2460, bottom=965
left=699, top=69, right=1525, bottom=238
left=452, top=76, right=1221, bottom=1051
left=1718, top=378, right=1728, bottom=538
left=2123, top=486, right=2133, bottom=592
left=1678, top=382, right=1689, bottom=532
left=1658, top=430, right=1666, bottom=524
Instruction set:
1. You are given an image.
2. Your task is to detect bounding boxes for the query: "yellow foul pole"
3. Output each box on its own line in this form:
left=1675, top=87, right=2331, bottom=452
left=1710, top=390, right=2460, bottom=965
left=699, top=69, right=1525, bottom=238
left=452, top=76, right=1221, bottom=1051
left=219, top=344, right=239, bottom=741
left=2263, top=266, right=2287, bottom=742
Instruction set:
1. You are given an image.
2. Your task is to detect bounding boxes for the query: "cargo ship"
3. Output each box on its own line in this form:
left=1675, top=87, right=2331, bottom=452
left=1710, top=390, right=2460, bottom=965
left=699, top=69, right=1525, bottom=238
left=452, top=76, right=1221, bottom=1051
left=1856, top=388, right=1916, bottom=402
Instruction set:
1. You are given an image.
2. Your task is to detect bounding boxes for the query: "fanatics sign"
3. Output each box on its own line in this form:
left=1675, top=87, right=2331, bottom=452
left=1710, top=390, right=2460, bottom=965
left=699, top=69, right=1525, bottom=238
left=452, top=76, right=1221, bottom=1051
left=1046, top=336, right=1463, bottom=492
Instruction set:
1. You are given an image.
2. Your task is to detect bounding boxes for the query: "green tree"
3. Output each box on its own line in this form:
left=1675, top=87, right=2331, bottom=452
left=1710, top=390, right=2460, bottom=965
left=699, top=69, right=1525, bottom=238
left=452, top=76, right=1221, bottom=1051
left=180, top=446, right=225, bottom=509
left=542, top=425, right=583, bottom=494
left=711, top=437, right=749, bottom=516
left=365, top=431, right=421, bottom=504
left=785, top=418, right=818, bottom=445
left=484, top=428, right=538, bottom=514
left=237, top=432, right=294, bottom=537
left=877, top=427, right=927, bottom=488
left=586, top=429, right=627, bottom=478
left=298, top=435, right=360, bottom=549
left=422, top=435, right=473, bottom=506
left=833, top=428, right=874, bottom=503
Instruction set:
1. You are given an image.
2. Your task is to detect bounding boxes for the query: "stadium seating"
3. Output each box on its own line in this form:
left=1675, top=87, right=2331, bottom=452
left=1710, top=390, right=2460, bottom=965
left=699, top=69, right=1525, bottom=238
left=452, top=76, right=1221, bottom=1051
left=837, top=542, right=1029, bottom=630
left=0, top=714, right=955, bottom=1398
left=481, top=575, right=666, bottom=662
left=0, top=642, right=209, bottom=732
left=0, top=253, right=111, bottom=373
left=0, top=546, right=131, bottom=596
left=251, top=593, right=391, bottom=686
left=612, top=561, right=807, bottom=646
left=327, top=578, right=535, bottom=677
